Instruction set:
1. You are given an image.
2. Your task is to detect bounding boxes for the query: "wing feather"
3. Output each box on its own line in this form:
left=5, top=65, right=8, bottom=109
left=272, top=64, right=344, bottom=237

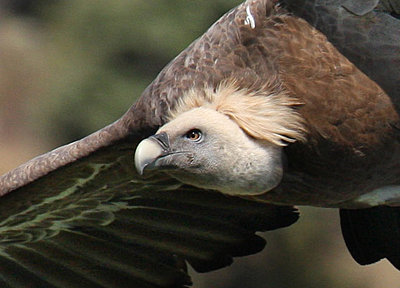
left=0, top=120, right=298, bottom=287
left=283, top=0, right=400, bottom=100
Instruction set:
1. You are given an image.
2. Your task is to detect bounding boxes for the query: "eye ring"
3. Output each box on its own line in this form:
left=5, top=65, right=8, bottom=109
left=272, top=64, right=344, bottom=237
left=185, top=129, right=202, bottom=142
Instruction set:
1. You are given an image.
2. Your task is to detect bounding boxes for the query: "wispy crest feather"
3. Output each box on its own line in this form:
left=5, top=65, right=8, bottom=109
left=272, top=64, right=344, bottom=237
left=168, top=80, right=307, bottom=146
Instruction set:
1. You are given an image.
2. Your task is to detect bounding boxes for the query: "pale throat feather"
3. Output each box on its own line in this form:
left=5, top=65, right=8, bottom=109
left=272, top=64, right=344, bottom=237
left=161, top=107, right=285, bottom=196
left=160, top=80, right=307, bottom=196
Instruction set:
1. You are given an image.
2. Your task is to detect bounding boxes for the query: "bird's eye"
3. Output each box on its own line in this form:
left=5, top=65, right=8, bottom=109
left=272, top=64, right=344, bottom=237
left=185, top=129, right=202, bottom=142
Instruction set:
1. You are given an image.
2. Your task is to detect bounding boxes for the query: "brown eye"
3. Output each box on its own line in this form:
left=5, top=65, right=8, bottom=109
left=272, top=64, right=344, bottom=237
left=185, top=129, right=202, bottom=142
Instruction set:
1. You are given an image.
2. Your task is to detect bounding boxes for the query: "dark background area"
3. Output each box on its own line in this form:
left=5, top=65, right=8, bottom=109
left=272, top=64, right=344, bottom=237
left=0, top=1, right=399, bottom=287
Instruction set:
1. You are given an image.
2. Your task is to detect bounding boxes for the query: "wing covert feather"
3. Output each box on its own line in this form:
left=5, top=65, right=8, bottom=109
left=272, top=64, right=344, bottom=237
left=0, top=115, right=298, bottom=287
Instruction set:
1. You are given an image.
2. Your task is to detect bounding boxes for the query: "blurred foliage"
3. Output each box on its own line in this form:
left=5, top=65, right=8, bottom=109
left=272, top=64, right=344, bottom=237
left=19, top=0, right=242, bottom=144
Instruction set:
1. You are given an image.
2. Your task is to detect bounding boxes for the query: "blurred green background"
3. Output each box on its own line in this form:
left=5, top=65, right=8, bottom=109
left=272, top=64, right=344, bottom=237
left=0, top=1, right=399, bottom=287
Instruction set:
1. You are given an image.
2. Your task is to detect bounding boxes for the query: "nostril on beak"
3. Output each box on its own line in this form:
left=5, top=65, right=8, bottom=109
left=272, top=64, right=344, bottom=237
left=134, top=132, right=171, bottom=175
left=152, top=132, right=170, bottom=150
left=134, top=137, right=164, bottom=175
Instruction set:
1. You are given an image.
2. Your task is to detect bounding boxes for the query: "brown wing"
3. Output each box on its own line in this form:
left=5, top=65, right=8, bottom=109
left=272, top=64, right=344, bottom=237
left=0, top=3, right=300, bottom=287
left=283, top=0, right=400, bottom=270
left=283, top=0, right=400, bottom=103
left=0, top=108, right=298, bottom=288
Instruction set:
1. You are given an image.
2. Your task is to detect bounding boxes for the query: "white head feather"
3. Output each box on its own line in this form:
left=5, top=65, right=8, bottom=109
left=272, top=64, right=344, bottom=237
left=168, top=80, right=306, bottom=146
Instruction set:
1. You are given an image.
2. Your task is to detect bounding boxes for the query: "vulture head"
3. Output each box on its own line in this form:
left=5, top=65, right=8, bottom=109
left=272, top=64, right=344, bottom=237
left=135, top=81, right=306, bottom=196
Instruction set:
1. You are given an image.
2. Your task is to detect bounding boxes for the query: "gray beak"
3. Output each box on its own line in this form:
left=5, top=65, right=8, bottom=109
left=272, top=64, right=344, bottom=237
left=134, top=132, right=170, bottom=175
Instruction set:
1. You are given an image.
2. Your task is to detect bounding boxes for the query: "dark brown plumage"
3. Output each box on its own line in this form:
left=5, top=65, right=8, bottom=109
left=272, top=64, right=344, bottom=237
left=0, top=0, right=399, bottom=287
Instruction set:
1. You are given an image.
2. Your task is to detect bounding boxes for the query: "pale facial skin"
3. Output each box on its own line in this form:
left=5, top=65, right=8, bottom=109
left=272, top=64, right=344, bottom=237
left=135, top=107, right=284, bottom=196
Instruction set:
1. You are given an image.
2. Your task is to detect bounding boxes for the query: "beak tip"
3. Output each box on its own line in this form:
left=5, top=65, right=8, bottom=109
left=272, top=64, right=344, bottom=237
left=134, top=137, right=165, bottom=175
left=135, top=161, right=145, bottom=175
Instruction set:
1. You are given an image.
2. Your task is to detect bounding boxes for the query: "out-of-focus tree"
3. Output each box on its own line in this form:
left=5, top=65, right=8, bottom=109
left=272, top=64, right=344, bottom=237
left=21, top=0, right=243, bottom=144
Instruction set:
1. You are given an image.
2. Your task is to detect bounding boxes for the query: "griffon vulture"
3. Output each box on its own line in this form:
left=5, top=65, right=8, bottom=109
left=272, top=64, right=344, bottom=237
left=0, top=0, right=399, bottom=287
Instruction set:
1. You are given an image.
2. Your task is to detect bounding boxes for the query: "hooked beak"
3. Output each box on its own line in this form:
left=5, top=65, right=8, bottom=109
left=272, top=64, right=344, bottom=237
left=134, top=132, right=171, bottom=175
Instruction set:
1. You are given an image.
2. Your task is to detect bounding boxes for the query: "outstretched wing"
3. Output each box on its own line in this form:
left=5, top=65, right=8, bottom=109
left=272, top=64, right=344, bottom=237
left=0, top=114, right=298, bottom=288
left=0, top=3, right=303, bottom=286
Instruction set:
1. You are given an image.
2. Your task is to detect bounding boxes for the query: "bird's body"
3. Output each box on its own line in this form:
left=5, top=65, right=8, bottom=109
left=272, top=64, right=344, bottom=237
left=0, top=0, right=399, bottom=287
left=135, top=0, right=400, bottom=208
